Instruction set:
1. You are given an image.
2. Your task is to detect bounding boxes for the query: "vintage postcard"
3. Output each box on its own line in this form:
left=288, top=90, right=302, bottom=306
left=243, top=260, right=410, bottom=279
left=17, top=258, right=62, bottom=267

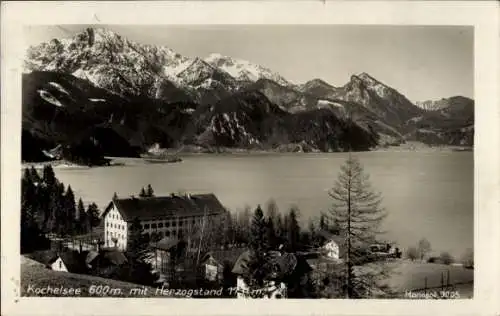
left=1, top=1, right=499, bottom=316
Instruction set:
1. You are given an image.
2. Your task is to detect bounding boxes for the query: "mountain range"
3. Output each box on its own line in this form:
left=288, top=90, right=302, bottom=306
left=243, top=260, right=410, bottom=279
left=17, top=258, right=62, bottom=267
left=22, top=27, right=474, bottom=163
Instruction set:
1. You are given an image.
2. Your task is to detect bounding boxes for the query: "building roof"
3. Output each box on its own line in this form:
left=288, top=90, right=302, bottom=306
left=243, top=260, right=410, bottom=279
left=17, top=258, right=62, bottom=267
left=85, top=250, right=100, bottom=265
left=151, top=236, right=180, bottom=251
left=231, top=250, right=309, bottom=280
left=30, top=250, right=87, bottom=273
left=103, top=193, right=227, bottom=222
left=201, top=248, right=247, bottom=267
left=231, top=250, right=251, bottom=275
left=317, top=230, right=345, bottom=245
left=58, top=250, right=87, bottom=273
left=100, top=249, right=128, bottom=266
left=28, top=250, right=59, bottom=266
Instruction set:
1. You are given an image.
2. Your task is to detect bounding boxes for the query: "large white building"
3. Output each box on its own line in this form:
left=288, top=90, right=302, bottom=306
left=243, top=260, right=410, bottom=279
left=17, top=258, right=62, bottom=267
left=101, top=193, right=227, bottom=250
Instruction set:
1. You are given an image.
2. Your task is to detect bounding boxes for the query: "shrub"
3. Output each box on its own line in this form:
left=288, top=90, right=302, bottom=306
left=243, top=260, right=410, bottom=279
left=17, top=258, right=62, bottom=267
left=406, top=247, right=418, bottom=261
left=461, top=248, right=473, bottom=269
left=439, top=251, right=454, bottom=265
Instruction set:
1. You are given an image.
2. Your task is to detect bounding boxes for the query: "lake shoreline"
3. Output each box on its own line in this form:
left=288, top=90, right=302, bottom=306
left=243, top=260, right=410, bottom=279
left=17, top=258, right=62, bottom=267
left=22, top=142, right=473, bottom=169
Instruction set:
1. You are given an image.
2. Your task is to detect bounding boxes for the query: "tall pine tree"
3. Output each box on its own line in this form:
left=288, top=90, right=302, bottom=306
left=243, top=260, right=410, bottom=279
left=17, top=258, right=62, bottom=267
left=42, top=165, right=56, bottom=187
left=327, top=155, right=388, bottom=298
left=286, top=206, right=301, bottom=252
left=77, top=198, right=88, bottom=234
left=243, top=205, right=271, bottom=292
left=86, top=203, right=101, bottom=229
left=63, top=185, right=77, bottom=235
left=146, top=184, right=154, bottom=197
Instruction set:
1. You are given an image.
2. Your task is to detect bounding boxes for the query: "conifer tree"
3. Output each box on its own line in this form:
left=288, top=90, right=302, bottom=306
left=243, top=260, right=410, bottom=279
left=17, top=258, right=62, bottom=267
left=113, top=192, right=118, bottom=200
left=122, top=217, right=157, bottom=285
left=86, top=203, right=101, bottom=229
left=237, top=206, right=252, bottom=243
left=64, top=185, right=77, bottom=235
left=265, top=199, right=279, bottom=249
left=49, top=181, right=65, bottom=235
left=286, top=206, right=301, bottom=252
left=29, top=166, right=41, bottom=183
left=308, top=219, right=318, bottom=247
left=319, top=213, right=327, bottom=231
left=42, top=165, right=56, bottom=186
left=21, top=169, right=39, bottom=252
left=243, top=205, right=271, bottom=292
left=139, top=187, right=147, bottom=198
left=327, top=155, right=388, bottom=298
left=77, top=198, right=87, bottom=234
left=21, top=168, right=36, bottom=226
left=275, top=213, right=285, bottom=248
left=146, top=184, right=154, bottom=197
left=265, top=216, right=277, bottom=250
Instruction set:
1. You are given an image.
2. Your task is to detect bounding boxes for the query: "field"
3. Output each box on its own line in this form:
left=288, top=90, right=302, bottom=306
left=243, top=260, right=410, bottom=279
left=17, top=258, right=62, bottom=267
left=383, top=260, right=474, bottom=298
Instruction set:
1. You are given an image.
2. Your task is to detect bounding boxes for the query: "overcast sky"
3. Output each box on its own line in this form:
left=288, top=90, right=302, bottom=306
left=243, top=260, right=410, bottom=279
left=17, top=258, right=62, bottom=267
left=24, top=25, right=473, bottom=103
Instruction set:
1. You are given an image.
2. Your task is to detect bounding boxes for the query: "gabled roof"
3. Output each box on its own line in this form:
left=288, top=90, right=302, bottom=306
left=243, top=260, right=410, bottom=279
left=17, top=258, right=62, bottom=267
left=231, top=250, right=310, bottom=279
left=231, top=250, right=251, bottom=275
left=28, top=250, right=59, bottom=266
left=201, top=248, right=247, bottom=267
left=151, top=237, right=180, bottom=251
left=101, top=249, right=128, bottom=266
left=30, top=250, right=87, bottom=273
left=102, top=193, right=226, bottom=222
left=85, top=250, right=99, bottom=265
left=58, top=250, right=87, bottom=273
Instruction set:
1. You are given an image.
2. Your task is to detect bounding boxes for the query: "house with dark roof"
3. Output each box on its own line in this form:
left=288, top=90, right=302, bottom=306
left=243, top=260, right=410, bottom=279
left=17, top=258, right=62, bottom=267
left=28, top=249, right=87, bottom=273
left=146, top=236, right=186, bottom=276
left=200, top=247, right=247, bottom=282
left=84, top=248, right=129, bottom=278
left=231, top=250, right=313, bottom=298
left=101, top=193, right=227, bottom=250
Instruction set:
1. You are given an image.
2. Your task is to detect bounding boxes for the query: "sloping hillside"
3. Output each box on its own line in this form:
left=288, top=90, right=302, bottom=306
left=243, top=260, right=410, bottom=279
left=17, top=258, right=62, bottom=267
left=22, top=71, right=195, bottom=162
left=21, top=256, right=163, bottom=297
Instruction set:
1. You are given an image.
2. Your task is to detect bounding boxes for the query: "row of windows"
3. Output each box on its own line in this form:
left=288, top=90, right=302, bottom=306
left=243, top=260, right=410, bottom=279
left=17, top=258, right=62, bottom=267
left=148, top=230, right=182, bottom=239
left=141, top=218, right=199, bottom=230
left=106, top=222, right=125, bottom=230
left=106, top=231, right=125, bottom=240
left=109, top=212, right=121, bottom=220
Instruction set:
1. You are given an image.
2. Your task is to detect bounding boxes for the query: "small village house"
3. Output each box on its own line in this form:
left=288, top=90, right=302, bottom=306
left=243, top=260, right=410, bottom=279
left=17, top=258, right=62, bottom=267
left=231, top=250, right=312, bottom=298
left=84, top=248, right=128, bottom=277
left=317, top=230, right=345, bottom=262
left=28, top=249, right=87, bottom=273
left=199, top=248, right=246, bottom=282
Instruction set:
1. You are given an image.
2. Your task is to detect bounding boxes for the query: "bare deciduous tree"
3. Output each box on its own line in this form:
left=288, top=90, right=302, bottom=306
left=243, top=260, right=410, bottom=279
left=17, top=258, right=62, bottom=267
left=406, top=247, right=418, bottom=261
left=327, top=155, right=389, bottom=298
left=417, top=238, right=432, bottom=261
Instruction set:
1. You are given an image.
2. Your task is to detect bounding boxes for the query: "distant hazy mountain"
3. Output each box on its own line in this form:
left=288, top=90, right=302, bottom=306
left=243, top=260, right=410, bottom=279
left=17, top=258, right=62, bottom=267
left=407, top=96, right=474, bottom=146
left=22, top=27, right=474, bottom=162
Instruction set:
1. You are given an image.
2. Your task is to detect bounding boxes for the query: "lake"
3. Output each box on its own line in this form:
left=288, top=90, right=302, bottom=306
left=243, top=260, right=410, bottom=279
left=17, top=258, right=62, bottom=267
left=51, top=151, right=473, bottom=258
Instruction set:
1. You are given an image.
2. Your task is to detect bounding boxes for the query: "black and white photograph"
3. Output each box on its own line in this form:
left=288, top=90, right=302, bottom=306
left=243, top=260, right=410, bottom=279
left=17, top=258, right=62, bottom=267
left=18, top=23, right=475, bottom=299
left=2, top=1, right=499, bottom=315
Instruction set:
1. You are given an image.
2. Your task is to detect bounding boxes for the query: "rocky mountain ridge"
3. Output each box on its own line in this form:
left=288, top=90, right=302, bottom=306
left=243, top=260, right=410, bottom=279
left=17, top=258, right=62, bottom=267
left=22, top=27, right=474, bottom=163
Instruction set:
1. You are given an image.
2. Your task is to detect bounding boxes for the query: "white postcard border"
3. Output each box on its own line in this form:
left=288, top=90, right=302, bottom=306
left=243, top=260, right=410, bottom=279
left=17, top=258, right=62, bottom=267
left=1, top=1, right=499, bottom=316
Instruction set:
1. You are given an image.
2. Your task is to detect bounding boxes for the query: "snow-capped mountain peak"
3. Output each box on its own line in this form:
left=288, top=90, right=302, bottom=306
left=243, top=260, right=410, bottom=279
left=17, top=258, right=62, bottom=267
left=204, top=53, right=290, bottom=87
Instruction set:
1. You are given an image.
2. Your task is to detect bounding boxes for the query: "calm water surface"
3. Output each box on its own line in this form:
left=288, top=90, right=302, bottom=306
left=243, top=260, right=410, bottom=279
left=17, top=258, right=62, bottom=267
left=53, top=152, right=473, bottom=258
